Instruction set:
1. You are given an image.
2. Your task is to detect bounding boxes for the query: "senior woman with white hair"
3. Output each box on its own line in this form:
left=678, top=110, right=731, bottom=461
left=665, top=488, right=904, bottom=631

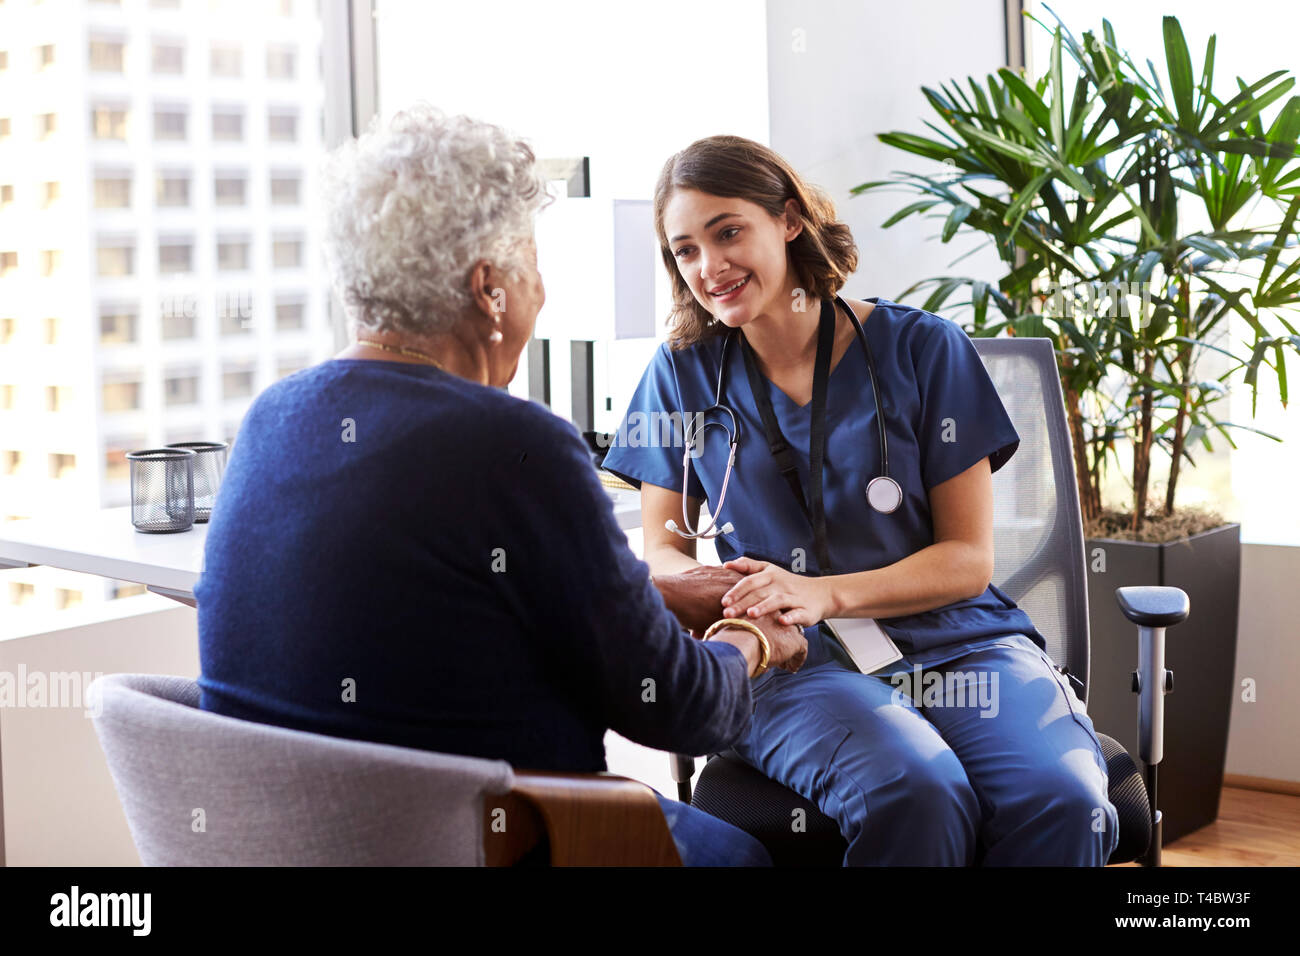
left=193, top=102, right=807, bottom=867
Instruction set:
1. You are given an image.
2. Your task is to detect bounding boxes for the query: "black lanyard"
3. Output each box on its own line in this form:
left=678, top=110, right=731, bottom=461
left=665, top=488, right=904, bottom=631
left=737, top=295, right=837, bottom=574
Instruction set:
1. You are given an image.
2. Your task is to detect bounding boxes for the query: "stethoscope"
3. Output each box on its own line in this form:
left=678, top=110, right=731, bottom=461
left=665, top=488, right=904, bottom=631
left=666, top=294, right=903, bottom=556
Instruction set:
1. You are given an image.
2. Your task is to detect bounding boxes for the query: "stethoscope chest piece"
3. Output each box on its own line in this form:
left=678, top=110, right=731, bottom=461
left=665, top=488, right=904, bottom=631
left=867, top=475, right=903, bottom=514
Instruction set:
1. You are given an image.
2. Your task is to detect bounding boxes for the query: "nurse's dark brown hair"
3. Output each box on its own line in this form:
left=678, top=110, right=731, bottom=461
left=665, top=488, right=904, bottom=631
left=653, top=135, right=859, bottom=350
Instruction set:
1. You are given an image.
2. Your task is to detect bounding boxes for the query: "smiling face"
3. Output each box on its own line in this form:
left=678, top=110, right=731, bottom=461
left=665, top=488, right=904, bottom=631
left=663, top=188, right=804, bottom=330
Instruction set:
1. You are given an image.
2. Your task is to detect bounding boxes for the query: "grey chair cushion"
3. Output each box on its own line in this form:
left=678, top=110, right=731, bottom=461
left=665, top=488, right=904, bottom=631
left=90, top=673, right=515, bottom=866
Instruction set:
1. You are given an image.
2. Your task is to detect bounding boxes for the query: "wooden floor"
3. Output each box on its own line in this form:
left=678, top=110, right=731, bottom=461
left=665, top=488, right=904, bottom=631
left=1113, top=786, right=1300, bottom=866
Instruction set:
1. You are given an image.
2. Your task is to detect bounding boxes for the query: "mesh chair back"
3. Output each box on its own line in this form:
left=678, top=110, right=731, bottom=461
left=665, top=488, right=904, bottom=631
left=89, top=673, right=515, bottom=865
left=972, top=337, right=1090, bottom=700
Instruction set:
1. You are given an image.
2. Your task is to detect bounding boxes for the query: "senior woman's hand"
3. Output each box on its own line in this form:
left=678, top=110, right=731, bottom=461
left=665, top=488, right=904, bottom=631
left=651, top=565, right=744, bottom=636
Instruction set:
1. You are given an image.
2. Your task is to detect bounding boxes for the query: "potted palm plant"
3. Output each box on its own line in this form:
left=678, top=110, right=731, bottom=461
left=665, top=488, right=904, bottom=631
left=854, top=10, right=1300, bottom=844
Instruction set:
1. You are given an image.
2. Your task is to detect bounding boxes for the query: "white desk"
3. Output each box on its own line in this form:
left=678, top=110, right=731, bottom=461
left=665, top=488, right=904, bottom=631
left=0, top=487, right=646, bottom=607
left=0, top=506, right=207, bottom=606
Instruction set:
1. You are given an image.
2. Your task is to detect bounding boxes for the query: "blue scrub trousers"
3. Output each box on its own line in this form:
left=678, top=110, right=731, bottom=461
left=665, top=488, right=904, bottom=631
left=730, top=627, right=1120, bottom=866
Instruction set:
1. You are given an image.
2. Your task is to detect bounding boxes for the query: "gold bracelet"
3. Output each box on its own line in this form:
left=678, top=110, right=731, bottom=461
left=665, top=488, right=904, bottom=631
left=702, top=618, right=771, bottom=678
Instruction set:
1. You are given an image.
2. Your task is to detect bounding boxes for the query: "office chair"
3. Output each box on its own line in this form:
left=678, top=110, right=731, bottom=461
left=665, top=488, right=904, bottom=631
left=89, top=673, right=682, bottom=866
left=667, top=336, right=1188, bottom=867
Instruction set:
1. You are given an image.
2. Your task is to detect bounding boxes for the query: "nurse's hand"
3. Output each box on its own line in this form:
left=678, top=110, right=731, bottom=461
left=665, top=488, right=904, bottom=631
left=720, top=557, right=836, bottom=628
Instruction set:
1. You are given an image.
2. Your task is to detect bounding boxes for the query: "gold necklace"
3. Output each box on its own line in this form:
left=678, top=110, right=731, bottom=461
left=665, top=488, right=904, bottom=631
left=354, top=338, right=446, bottom=371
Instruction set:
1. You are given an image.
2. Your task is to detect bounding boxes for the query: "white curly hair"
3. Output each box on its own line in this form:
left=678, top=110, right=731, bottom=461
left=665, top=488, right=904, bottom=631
left=319, top=102, right=555, bottom=336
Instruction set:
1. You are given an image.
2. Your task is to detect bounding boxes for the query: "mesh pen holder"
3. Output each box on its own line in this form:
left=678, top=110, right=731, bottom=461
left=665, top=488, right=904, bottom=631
left=164, top=441, right=228, bottom=522
left=127, top=448, right=195, bottom=533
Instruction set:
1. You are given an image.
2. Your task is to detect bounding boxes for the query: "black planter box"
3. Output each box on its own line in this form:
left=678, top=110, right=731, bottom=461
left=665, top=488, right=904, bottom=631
left=1084, top=523, right=1241, bottom=846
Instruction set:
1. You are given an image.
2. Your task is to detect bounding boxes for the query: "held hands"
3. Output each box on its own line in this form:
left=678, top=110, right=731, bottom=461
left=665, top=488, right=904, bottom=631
left=652, top=565, right=807, bottom=671
left=721, top=557, right=837, bottom=628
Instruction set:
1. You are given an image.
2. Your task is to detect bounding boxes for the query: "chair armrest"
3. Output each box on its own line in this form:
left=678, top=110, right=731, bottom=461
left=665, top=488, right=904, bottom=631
left=483, top=771, right=681, bottom=867
left=1115, top=586, right=1189, bottom=628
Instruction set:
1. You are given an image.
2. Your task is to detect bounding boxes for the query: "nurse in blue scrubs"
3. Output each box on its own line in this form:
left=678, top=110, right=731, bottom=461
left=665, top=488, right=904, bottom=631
left=602, top=134, right=1120, bottom=866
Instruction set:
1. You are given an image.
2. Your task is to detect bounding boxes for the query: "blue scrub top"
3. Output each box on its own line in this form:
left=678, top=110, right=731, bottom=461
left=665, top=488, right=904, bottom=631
left=601, top=296, right=1048, bottom=658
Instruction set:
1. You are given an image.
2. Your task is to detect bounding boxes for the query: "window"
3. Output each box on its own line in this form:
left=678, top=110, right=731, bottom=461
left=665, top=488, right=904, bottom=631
left=3, top=449, right=24, bottom=475
left=161, top=297, right=195, bottom=339
left=99, top=304, right=137, bottom=344
left=1, top=251, right=18, bottom=276
left=277, top=355, right=308, bottom=379
left=217, top=236, right=250, bottom=272
left=212, top=108, right=243, bottom=142
left=272, top=236, right=302, bottom=269
left=38, top=113, right=57, bottom=139
left=94, top=175, right=131, bottom=208
left=222, top=361, right=255, bottom=400
left=210, top=44, right=241, bottom=77
left=89, top=39, right=125, bottom=72
left=43, top=316, right=57, bottom=344
left=111, top=581, right=147, bottom=599
left=46, top=385, right=71, bottom=411
left=0, top=318, right=14, bottom=343
left=0, top=384, right=14, bottom=410
left=102, top=378, right=141, bottom=413
left=158, top=238, right=192, bottom=274
left=266, top=46, right=295, bottom=79
left=96, top=241, right=134, bottom=277
left=220, top=293, right=253, bottom=334
left=154, top=106, right=186, bottom=141
left=49, top=453, right=75, bottom=479
left=37, top=44, right=55, bottom=69
left=0, top=117, right=10, bottom=138
left=0, top=52, right=8, bottom=71
left=275, top=295, right=305, bottom=330
left=267, top=109, right=297, bottom=143
left=156, top=172, right=189, bottom=207
left=152, top=41, right=183, bottom=74
left=164, top=368, right=199, bottom=406
left=42, top=181, right=59, bottom=207
left=104, top=437, right=144, bottom=482
left=10, top=582, right=36, bottom=606
left=40, top=250, right=61, bottom=276
left=91, top=105, right=128, bottom=140
left=55, top=588, right=83, bottom=610
left=214, top=171, right=246, bottom=205
left=270, top=172, right=300, bottom=205
left=0, top=184, right=12, bottom=207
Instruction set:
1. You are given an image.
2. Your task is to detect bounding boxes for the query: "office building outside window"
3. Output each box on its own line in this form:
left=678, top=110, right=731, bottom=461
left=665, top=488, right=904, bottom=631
left=3, top=0, right=331, bottom=623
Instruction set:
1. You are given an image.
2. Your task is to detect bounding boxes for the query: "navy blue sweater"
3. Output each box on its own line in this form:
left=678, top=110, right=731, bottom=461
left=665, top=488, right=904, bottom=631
left=195, top=358, right=754, bottom=773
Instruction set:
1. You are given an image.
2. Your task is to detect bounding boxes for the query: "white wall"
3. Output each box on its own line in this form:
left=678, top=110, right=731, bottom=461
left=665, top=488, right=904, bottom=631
left=1, top=596, right=198, bottom=865
left=765, top=0, right=1009, bottom=306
